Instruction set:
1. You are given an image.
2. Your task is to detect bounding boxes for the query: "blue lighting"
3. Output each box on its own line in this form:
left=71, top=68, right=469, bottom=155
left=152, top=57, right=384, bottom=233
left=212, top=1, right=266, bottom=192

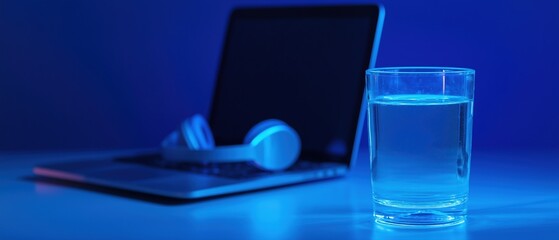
left=0, top=0, right=558, bottom=239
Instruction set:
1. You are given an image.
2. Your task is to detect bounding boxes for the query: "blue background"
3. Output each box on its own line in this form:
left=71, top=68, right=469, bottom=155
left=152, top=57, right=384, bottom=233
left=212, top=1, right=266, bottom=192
left=1, top=0, right=558, bottom=152
left=1, top=2, right=558, bottom=239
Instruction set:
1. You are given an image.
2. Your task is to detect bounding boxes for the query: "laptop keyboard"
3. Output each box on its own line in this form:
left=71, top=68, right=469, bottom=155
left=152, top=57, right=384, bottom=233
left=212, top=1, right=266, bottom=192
left=115, top=153, right=335, bottom=179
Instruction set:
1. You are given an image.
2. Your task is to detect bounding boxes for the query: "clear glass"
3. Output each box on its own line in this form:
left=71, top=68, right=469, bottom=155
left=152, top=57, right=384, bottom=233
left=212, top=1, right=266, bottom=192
left=365, top=67, right=475, bottom=227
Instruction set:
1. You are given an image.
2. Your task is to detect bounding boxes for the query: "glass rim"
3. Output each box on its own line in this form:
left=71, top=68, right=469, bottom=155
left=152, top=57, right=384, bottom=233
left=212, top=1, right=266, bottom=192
left=366, top=66, right=475, bottom=75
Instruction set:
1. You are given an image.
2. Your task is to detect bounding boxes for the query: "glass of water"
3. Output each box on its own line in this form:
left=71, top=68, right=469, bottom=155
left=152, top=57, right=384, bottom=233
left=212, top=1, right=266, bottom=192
left=365, top=67, right=475, bottom=227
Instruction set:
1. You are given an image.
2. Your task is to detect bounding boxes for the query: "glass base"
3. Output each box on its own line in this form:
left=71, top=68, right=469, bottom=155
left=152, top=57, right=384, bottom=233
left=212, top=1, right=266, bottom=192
left=373, top=197, right=467, bottom=227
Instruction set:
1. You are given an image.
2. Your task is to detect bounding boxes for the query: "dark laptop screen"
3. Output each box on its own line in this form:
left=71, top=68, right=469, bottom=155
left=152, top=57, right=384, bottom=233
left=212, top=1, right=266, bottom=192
left=209, top=6, right=380, bottom=164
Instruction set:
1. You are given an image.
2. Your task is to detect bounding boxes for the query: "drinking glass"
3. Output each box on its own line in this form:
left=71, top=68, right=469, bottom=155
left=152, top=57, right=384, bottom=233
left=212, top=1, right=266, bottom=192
left=366, top=67, right=475, bottom=227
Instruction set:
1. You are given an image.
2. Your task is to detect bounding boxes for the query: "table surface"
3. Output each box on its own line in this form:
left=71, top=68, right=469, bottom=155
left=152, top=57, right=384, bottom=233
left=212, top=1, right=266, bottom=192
left=1, top=148, right=558, bottom=240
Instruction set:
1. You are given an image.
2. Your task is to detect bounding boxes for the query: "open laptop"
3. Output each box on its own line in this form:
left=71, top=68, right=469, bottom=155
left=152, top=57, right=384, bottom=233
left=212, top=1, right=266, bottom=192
left=34, top=5, right=385, bottom=199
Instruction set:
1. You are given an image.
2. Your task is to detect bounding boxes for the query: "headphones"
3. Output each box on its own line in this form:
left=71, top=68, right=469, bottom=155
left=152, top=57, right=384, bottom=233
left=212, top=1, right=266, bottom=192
left=161, top=114, right=301, bottom=171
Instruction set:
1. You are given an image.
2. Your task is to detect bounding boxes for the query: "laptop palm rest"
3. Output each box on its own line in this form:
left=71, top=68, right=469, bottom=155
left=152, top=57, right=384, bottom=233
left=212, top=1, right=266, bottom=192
left=34, top=158, right=347, bottom=199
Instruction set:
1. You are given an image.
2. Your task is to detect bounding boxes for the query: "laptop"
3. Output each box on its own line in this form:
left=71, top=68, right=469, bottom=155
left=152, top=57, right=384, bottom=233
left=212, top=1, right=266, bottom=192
left=33, top=4, right=385, bottom=199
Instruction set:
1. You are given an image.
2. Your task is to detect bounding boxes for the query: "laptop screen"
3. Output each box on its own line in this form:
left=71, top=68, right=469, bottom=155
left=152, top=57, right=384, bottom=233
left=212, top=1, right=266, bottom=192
left=209, top=6, right=380, bottom=164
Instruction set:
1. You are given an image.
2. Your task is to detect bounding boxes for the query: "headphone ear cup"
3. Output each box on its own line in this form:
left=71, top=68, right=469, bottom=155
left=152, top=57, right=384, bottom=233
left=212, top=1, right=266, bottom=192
left=244, top=119, right=301, bottom=171
left=180, top=114, right=215, bottom=150
left=243, top=119, right=288, bottom=144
